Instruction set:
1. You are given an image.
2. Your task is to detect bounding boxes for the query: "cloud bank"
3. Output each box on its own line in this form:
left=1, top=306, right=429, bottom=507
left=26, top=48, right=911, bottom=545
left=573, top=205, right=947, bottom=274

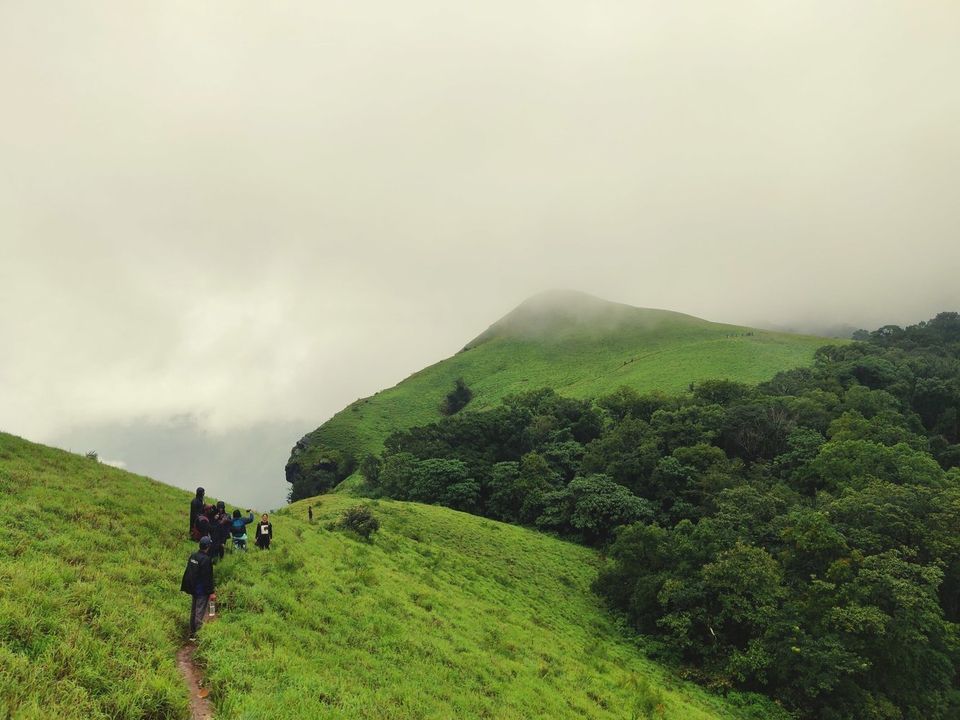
left=2, top=1, right=958, bottom=502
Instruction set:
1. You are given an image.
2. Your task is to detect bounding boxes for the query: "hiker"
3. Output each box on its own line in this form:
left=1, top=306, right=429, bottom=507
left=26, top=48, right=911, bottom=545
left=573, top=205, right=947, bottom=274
left=308, top=505, right=313, bottom=522
left=210, top=501, right=231, bottom=560
left=230, top=508, right=255, bottom=551
left=203, top=503, right=217, bottom=529
left=189, top=487, right=205, bottom=538
left=255, top=513, right=273, bottom=550
left=180, top=536, right=215, bottom=639
left=195, top=513, right=211, bottom=543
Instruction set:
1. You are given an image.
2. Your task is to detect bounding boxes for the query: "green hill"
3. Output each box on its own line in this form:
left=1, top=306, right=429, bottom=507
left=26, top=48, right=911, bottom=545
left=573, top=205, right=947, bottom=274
left=0, top=432, right=783, bottom=719
left=288, top=291, right=836, bottom=496
left=0, top=433, right=190, bottom=718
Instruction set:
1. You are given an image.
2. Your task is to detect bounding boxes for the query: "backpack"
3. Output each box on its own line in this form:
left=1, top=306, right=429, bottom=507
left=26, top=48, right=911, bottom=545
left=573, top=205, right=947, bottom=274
left=180, top=552, right=202, bottom=594
left=231, top=517, right=246, bottom=536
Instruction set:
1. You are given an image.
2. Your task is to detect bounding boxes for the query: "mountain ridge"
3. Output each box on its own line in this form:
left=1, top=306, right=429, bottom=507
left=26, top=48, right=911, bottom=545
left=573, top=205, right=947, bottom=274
left=464, top=290, right=704, bottom=349
left=287, top=291, right=839, bottom=500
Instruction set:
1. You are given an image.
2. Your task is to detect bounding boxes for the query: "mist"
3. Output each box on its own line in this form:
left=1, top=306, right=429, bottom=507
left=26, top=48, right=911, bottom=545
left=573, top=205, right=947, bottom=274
left=2, top=1, right=958, bottom=503
left=48, top=416, right=309, bottom=509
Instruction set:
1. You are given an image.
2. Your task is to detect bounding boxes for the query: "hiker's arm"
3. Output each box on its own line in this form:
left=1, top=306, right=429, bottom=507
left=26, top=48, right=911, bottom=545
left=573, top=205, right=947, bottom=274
left=204, top=560, right=215, bottom=594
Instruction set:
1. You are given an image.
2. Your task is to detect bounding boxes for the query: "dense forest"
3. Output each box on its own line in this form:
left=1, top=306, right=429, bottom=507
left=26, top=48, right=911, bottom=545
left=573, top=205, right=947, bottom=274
left=361, top=313, right=960, bottom=719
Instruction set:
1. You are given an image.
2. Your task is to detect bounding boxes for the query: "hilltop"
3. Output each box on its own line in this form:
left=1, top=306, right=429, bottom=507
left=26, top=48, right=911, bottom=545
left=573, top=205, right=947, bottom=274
left=287, top=290, right=835, bottom=498
left=0, top=432, right=782, bottom=719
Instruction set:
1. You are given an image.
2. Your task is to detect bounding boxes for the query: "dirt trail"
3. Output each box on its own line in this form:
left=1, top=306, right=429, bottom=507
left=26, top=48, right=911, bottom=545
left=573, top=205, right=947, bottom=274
left=176, top=643, right=214, bottom=720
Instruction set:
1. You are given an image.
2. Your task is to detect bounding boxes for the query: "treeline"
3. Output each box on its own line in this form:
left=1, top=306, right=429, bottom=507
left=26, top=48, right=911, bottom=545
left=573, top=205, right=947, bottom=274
left=362, top=312, right=960, bottom=719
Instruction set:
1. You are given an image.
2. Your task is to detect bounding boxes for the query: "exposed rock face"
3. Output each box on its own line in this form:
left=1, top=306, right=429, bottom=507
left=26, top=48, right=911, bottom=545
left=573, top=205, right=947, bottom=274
left=286, top=433, right=356, bottom=501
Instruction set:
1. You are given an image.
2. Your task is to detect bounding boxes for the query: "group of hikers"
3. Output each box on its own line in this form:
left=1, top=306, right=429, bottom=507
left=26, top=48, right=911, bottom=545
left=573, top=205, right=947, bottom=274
left=180, top=486, right=274, bottom=639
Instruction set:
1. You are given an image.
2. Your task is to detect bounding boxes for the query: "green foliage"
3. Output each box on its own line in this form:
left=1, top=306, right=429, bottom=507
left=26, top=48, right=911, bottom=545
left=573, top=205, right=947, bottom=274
left=367, top=312, right=960, bottom=719
left=537, top=474, right=654, bottom=544
left=359, top=453, right=381, bottom=485
left=286, top=443, right=356, bottom=501
left=289, top=293, right=833, bottom=499
left=337, top=504, right=380, bottom=539
left=440, top=377, right=473, bottom=415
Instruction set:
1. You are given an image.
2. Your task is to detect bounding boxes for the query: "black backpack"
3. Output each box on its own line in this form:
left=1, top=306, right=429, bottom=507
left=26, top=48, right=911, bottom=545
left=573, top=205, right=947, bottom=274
left=180, top=552, right=203, bottom=594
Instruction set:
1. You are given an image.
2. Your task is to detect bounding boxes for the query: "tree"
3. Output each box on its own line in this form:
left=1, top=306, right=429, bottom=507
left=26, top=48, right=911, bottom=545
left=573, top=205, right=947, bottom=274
left=377, top=452, right=418, bottom=499
left=408, top=458, right=473, bottom=504
left=804, top=440, right=944, bottom=493
left=485, top=461, right=522, bottom=521
left=598, top=387, right=676, bottom=423
left=360, top=453, right=381, bottom=485
left=581, top=417, right=661, bottom=495
left=651, top=403, right=725, bottom=453
left=537, top=474, right=653, bottom=545
left=440, top=377, right=473, bottom=415
left=830, top=551, right=955, bottom=717
left=722, top=400, right=796, bottom=462
left=692, top=379, right=753, bottom=406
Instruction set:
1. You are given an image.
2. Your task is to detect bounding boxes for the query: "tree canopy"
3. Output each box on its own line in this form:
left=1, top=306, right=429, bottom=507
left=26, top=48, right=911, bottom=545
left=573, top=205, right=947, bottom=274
left=363, top=314, right=960, bottom=718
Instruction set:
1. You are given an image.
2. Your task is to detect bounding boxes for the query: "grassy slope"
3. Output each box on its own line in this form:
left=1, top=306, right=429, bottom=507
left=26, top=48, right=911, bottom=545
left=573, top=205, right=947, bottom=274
left=0, top=433, right=783, bottom=719
left=202, top=495, right=783, bottom=719
left=297, top=292, right=833, bottom=471
left=0, top=432, right=191, bottom=719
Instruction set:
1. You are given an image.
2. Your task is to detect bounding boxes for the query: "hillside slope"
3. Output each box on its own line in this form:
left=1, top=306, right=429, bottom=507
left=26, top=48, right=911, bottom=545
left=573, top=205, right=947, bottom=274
left=0, top=433, right=192, bottom=718
left=0, top=432, right=783, bottom=719
left=199, top=495, right=786, bottom=719
left=288, top=291, right=834, bottom=494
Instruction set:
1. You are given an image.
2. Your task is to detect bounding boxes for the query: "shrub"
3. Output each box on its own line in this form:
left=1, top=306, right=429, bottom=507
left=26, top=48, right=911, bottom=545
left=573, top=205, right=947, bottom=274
left=440, top=378, right=473, bottom=415
left=338, top=505, right=380, bottom=539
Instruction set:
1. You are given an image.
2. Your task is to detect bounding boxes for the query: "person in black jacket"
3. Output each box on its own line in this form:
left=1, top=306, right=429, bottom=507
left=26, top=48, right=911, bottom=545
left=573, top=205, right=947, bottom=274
left=180, top=536, right=215, bottom=639
left=189, top=487, right=205, bottom=538
left=255, top=514, right=273, bottom=550
left=210, top=501, right=231, bottom=560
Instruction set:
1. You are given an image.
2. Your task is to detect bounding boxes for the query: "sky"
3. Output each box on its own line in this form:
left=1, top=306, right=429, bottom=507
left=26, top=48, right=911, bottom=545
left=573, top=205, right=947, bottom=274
left=2, top=1, right=959, bottom=508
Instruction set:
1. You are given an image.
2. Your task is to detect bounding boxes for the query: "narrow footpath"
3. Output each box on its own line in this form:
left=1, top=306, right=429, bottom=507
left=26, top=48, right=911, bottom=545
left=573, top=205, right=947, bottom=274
left=176, top=644, right=214, bottom=720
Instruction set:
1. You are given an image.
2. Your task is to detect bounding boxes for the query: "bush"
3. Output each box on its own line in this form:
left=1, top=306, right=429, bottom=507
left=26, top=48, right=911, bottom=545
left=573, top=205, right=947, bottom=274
left=338, top=505, right=380, bottom=539
left=440, top=378, right=473, bottom=415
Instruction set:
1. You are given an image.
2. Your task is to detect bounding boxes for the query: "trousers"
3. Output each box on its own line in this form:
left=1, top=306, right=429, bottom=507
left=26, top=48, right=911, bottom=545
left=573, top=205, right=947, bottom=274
left=190, top=593, right=209, bottom=635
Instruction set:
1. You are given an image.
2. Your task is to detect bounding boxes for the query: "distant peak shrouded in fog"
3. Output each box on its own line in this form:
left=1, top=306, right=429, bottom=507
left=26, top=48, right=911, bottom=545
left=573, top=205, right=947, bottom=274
left=464, top=289, right=705, bottom=349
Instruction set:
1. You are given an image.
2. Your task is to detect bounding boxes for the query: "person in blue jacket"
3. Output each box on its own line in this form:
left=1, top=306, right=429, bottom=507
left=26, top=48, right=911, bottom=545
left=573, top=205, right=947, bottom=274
left=230, top=508, right=255, bottom=551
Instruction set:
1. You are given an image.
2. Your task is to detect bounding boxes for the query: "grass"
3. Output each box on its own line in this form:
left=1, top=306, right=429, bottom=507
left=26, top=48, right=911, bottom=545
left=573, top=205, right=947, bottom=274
left=201, top=495, right=787, bottom=719
left=295, top=291, right=837, bottom=475
left=0, top=432, right=191, bottom=719
left=0, top=432, right=787, bottom=719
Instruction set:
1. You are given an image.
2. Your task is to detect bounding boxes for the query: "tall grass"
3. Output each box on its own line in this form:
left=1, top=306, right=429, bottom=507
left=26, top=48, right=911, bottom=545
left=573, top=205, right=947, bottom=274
left=0, top=432, right=192, bottom=719
left=198, top=495, right=785, bottom=719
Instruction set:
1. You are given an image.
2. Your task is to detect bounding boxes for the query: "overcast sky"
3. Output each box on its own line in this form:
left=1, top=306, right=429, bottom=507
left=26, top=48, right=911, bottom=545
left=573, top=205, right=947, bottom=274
left=2, top=1, right=959, bottom=507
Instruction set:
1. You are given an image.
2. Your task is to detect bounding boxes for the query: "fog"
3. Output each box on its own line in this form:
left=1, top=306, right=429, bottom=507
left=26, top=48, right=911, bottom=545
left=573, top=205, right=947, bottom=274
left=2, top=1, right=959, bottom=506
